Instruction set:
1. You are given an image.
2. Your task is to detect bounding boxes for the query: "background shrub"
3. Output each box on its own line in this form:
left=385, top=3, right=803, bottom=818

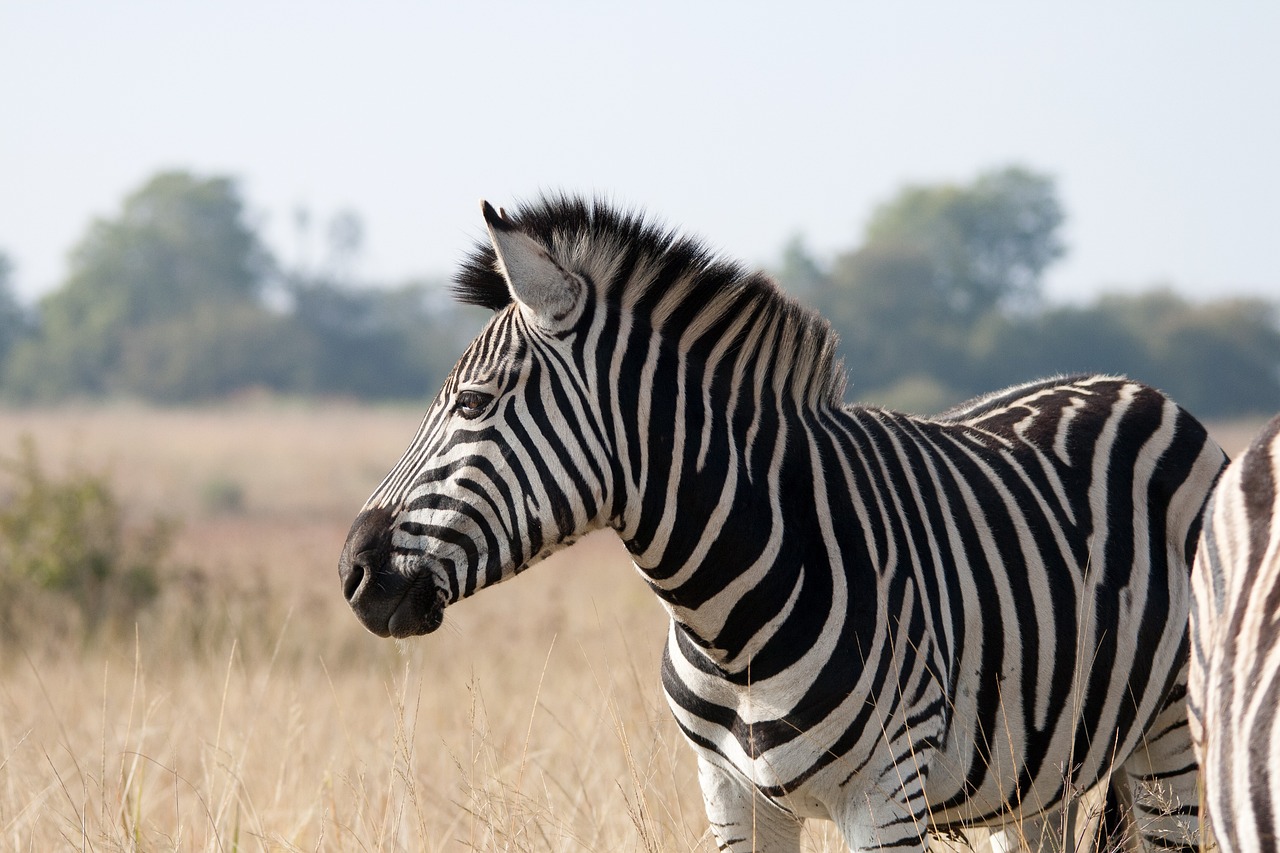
left=0, top=436, right=173, bottom=637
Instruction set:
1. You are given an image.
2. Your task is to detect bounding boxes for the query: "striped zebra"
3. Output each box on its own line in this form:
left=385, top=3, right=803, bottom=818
left=1190, top=413, right=1280, bottom=853
left=339, top=197, right=1226, bottom=851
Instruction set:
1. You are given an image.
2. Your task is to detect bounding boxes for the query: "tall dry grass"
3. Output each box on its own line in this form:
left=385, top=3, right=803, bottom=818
left=0, top=403, right=1256, bottom=851
left=0, top=403, right=712, bottom=850
left=0, top=550, right=708, bottom=851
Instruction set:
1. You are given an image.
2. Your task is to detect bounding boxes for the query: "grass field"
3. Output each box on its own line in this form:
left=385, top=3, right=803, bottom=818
left=0, top=402, right=1266, bottom=851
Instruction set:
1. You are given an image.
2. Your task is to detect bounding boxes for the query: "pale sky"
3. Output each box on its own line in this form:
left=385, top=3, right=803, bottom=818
left=2, top=2, right=1278, bottom=306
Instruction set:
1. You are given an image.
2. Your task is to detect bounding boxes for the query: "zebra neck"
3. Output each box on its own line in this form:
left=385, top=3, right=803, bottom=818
left=618, top=399, right=848, bottom=673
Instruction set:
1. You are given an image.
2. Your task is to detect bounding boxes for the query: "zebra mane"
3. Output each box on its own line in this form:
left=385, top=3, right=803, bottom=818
left=454, top=195, right=846, bottom=407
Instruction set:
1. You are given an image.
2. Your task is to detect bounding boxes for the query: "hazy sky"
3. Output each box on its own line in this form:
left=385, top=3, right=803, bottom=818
left=3, top=2, right=1278, bottom=305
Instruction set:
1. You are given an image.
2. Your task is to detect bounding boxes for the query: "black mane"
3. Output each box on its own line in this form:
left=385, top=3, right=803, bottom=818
left=454, top=195, right=730, bottom=310
left=453, top=195, right=846, bottom=406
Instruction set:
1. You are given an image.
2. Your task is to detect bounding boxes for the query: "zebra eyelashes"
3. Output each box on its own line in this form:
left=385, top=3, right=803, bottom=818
left=453, top=389, right=495, bottom=420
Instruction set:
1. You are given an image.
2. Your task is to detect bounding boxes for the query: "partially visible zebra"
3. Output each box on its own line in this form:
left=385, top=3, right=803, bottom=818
left=1190, top=413, right=1280, bottom=853
left=338, top=197, right=1227, bottom=851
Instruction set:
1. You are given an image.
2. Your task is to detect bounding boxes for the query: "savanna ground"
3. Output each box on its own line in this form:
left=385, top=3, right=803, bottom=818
left=0, top=402, right=1266, bottom=852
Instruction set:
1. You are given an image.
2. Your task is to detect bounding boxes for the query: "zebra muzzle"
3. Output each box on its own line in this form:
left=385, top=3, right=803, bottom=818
left=339, top=506, right=448, bottom=638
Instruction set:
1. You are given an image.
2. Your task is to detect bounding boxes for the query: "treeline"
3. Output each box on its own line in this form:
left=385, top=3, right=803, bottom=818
left=0, top=168, right=1277, bottom=416
left=775, top=167, right=1280, bottom=417
left=0, top=172, right=486, bottom=402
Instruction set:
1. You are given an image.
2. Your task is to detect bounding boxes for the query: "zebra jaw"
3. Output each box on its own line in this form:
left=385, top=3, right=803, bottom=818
left=339, top=506, right=449, bottom=638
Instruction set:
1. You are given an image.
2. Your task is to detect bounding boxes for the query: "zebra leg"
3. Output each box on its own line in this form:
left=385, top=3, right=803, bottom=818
left=988, top=782, right=1132, bottom=853
left=828, top=782, right=931, bottom=853
left=830, top=643, right=941, bottom=853
left=989, top=806, right=1086, bottom=853
left=697, top=755, right=803, bottom=852
left=1119, top=690, right=1200, bottom=852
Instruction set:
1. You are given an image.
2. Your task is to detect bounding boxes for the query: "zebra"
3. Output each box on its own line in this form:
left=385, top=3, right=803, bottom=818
left=1190, top=413, right=1280, bottom=853
left=338, top=196, right=1226, bottom=851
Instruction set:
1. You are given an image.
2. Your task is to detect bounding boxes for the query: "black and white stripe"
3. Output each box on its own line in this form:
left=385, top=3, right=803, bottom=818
left=339, top=197, right=1227, bottom=851
left=1190, top=414, right=1280, bottom=853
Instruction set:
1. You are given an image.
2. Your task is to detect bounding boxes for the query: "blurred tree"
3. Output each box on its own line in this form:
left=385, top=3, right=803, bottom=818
left=864, top=165, right=1066, bottom=322
left=967, top=305, right=1155, bottom=392
left=821, top=244, right=963, bottom=393
left=1103, top=291, right=1280, bottom=416
left=7, top=165, right=1269, bottom=416
left=776, top=236, right=828, bottom=305
left=285, top=276, right=485, bottom=399
left=774, top=166, right=1280, bottom=417
left=323, top=209, right=364, bottom=281
left=963, top=289, right=1280, bottom=417
left=59, top=171, right=268, bottom=323
left=4, top=172, right=274, bottom=398
left=0, top=252, right=31, bottom=369
left=114, top=306, right=312, bottom=402
left=780, top=165, right=1069, bottom=406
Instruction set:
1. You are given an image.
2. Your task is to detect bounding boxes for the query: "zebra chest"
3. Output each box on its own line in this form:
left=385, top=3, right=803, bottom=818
left=659, top=617, right=948, bottom=815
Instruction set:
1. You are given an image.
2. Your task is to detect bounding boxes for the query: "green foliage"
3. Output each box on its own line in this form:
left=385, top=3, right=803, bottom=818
left=3, top=171, right=272, bottom=399
left=64, top=171, right=269, bottom=322
left=0, top=437, right=172, bottom=635
left=863, top=165, right=1065, bottom=321
left=0, top=172, right=486, bottom=403
left=798, top=165, right=1071, bottom=405
left=966, top=304, right=1154, bottom=390
left=776, top=236, right=827, bottom=305
left=1101, top=291, right=1280, bottom=415
left=821, top=243, right=968, bottom=393
left=779, top=166, right=1280, bottom=418
left=114, top=305, right=312, bottom=401
left=1, top=166, right=1274, bottom=416
left=859, top=375, right=959, bottom=415
left=284, top=276, right=488, bottom=398
left=961, top=291, right=1280, bottom=415
left=0, top=252, right=31, bottom=367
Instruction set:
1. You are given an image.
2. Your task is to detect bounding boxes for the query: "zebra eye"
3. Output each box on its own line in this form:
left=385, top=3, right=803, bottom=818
left=454, top=390, right=494, bottom=419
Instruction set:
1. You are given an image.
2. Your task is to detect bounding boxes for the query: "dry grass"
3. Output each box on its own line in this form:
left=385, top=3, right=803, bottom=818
left=0, top=402, right=1257, bottom=851
left=0, top=402, right=714, bottom=851
left=0, top=567, right=706, bottom=851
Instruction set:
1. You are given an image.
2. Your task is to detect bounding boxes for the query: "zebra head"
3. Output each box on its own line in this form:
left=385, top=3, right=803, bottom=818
left=340, top=196, right=841, bottom=639
left=339, top=201, right=614, bottom=637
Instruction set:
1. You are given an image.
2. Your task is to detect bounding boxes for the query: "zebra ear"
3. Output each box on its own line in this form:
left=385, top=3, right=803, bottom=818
left=482, top=201, right=581, bottom=327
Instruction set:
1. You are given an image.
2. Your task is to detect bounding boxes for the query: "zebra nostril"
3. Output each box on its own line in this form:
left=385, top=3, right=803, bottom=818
left=339, top=506, right=394, bottom=607
left=342, top=557, right=366, bottom=602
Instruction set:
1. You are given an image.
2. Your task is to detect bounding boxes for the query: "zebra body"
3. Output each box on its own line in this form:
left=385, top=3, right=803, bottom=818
left=339, top=197, right=1225, bottom=851
left=666, top=385, right=1213, bottom=831
left=1190, top=414, right=1280, bottom=853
